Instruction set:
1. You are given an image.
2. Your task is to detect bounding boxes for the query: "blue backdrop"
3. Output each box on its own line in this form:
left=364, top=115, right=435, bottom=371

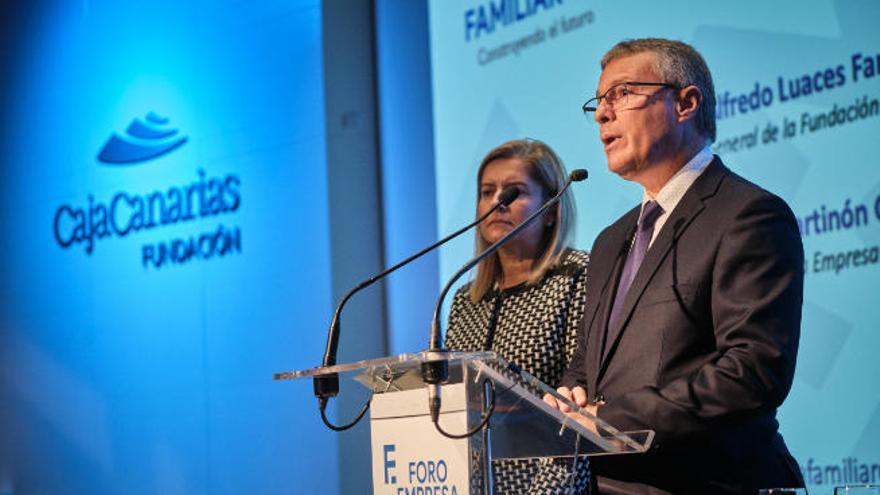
left=3, top=1, right=878, bottom=493
left=0, top=1, right=337, bottom=493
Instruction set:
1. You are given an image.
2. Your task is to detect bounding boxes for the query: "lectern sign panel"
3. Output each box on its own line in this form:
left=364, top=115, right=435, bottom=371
left=371, top=385, right=470, bottom=495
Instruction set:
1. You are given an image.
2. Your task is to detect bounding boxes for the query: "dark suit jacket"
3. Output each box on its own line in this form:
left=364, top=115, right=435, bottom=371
left=562, top=158, right=805, bottom=494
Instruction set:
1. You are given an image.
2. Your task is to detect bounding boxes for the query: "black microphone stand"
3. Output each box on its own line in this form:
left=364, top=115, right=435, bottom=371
left=315, top=186, right=521, bottom=431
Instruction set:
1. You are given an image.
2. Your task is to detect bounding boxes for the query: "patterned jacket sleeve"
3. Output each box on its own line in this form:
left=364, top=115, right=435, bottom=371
left=444, top=284, right=472, bottom=351
left=560, top=249, right=591, bottom=388
left=564, top=251, right=590, bottom=369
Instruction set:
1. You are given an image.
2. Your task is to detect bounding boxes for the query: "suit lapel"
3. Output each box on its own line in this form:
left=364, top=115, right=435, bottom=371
left=597, top=158, right=730, bottom=378
left=585, top=208, right=639, bottom=390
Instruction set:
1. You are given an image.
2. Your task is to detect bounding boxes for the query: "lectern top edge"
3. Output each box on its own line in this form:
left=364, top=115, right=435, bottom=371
left=272, top=350, right=498, bottom=381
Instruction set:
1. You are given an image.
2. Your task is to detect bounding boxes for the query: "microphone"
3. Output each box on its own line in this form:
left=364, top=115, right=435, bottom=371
left=313, top=185, right=521, bottom=403
left=421, top=169, right=588, bottom=394
left=570, top=169, right=588, bottom=182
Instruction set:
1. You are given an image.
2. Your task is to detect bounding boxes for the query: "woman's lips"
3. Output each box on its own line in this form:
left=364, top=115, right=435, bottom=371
left=488, top=219, right=513, bottom=226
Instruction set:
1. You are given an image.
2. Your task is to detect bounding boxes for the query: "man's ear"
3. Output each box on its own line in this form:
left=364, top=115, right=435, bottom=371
left=676, top=85, right=702, bottom=123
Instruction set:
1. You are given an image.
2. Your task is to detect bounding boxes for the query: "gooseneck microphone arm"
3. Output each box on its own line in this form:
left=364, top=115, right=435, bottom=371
left=313, top=186, right=521, bottom=431
left=319, top=185, right=521, bottom=371
left=421, top=168, right=588, bottom=438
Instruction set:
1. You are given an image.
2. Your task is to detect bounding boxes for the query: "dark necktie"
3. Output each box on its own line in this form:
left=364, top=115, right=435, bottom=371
left=605, top=201, right=663, bottom=353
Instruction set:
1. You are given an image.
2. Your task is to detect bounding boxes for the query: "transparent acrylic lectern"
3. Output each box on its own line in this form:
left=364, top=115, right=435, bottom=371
left=275, top=351, right=653, bottom=494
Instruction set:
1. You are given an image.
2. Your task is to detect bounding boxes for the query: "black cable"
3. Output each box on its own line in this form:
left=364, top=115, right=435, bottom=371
left=430, top=379, right=496, bottom=440
left=482, top=291, right=503, bottom=351
left=319, top=396, right=371, bottom=432
left=568, top=433, right=582, bottom=493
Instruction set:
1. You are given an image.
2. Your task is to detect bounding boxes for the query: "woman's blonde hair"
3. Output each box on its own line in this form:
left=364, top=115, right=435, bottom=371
left=469, top=139, right=576, bottom=302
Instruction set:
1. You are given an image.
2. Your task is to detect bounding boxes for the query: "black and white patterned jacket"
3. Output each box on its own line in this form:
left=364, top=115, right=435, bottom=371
left=446, top=248, right=589, bottom=388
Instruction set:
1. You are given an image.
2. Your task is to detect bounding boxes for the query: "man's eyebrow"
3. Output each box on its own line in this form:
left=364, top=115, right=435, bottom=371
left=597, top=79, right=625, bottom=96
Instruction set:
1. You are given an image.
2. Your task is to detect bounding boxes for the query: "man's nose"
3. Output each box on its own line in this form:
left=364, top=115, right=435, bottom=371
left=594, top=99, right=612, bottom=124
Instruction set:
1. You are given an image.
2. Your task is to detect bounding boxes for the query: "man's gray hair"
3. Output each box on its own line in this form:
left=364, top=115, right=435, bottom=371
left=602, top=38, right=716, bottom=142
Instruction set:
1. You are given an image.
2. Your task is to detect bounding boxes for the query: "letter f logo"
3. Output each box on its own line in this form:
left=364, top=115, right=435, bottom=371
left=383, top=444, right=397, bottom=484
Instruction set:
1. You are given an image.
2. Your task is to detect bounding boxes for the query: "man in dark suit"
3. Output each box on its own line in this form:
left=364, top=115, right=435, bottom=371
left=544, top=39, right=805, bottom=494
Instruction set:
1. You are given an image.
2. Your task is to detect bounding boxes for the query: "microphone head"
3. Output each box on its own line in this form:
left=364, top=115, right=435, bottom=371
left=498, top=186, right=520, bottom=206
left=569, top=169, right=589, bottom=182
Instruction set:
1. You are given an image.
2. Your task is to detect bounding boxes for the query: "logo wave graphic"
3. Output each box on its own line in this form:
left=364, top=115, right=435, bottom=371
left=97, top=112, right=187, bottom=165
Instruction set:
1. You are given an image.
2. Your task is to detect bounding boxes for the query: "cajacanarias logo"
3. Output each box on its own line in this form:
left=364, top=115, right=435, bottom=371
left=53, top=112, right=243, bottom=269
left=97, top=112, right=187, bottom=164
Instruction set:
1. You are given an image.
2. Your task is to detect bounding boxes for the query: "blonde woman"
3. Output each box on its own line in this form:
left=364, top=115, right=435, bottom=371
left=446, top=139, right=590, bottom=494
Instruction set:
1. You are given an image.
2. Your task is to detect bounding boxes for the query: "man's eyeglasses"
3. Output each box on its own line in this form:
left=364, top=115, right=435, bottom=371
left=582, top=82, right=680, bottom=115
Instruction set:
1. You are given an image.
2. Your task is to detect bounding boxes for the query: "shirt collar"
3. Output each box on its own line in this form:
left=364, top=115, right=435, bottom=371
left=641, top=146, right=713, bottom=214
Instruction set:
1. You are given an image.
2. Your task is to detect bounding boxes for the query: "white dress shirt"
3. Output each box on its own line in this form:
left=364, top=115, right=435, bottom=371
left=640, top=146, right=714, bottom=247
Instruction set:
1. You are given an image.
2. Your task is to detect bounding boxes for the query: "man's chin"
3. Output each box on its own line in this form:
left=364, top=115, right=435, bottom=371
left=606, top=160, right=635, bottom=180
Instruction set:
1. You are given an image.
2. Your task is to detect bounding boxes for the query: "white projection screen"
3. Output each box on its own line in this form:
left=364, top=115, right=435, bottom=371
left=427, top=1, right=880, bottom=492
